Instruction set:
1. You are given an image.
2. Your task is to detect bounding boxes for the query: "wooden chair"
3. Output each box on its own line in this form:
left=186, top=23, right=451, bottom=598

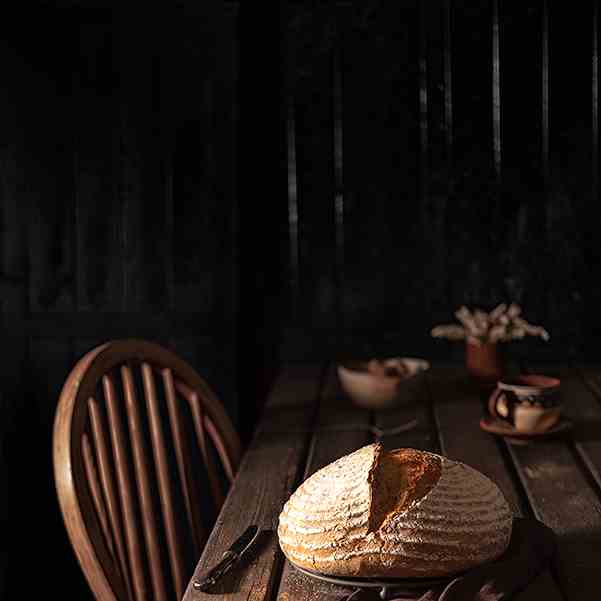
left=53, top=339, right=242, bottom=601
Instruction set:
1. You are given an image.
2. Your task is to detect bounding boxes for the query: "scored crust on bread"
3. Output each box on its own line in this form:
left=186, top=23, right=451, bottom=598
left=278, top=443, right=512, bottom=578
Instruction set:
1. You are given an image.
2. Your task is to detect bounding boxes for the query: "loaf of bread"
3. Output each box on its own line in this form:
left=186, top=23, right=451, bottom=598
left=278, top=443, right=512, bottom=578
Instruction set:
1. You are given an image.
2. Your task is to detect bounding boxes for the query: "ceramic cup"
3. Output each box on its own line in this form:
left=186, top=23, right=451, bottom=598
left=488, top=374, right=561, bottom=433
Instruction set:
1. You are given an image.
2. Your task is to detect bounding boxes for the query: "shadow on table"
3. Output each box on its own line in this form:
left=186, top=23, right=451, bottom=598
left=570, top=417, right=601, bottom=443
left=425, top=372, right=487, bottom=405
left=554, top=527, right=601, bottom=598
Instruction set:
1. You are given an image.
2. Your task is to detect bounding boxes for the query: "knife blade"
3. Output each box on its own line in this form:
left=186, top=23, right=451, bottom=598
left=193, top=525, right=260, bottom=591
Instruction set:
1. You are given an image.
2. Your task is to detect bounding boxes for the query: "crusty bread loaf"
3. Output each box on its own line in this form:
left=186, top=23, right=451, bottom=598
left=278, top=443, right=512, bottom=578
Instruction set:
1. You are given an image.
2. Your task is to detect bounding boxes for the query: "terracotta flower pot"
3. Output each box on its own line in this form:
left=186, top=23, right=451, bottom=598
left=465, top=342, right=504, bottom=390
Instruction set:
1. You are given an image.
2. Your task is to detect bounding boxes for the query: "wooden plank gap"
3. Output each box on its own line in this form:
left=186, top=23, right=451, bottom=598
left=572, top=440, right=601, bottom=499
left=294, top=361, right=332, bottom=483
left=427, top=366, right=527, bottom=516
left=376, top=366, right=439, bottom=454
left=276, top=362, right=373, bottom=600
left=573, top=364, right=601, bottom=409
left=511, top=364, right=601, bottom=599
left=503, top=442, right=543, bottom=522
left=569, top=364, right=601, bottom=498
left=264, top=361, right=331, bottom=601
left=504, top=438, right=588, bottom=601
left=423, top=375, right=442, bottom=455
left=426, top=374, right=446, bottom=455
left=493, top=436, right=536, bottom=518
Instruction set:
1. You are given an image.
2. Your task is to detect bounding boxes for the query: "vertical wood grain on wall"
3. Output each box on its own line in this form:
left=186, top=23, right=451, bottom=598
left=287, top=4, right=338, bottom=350
left=546, top=1, right=596, bottom=351
left=343, top=1, right=421, bottom=347
left=0, top=4, right=239, bottom=598
left=75, top=20, right=122, bottom=312
left=282, top=0, right=599, bottom=360
left=0, top=44, right=28, bottom=596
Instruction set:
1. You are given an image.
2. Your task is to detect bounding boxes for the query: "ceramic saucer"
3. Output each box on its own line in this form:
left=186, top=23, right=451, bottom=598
left=479, top=414, right=573, bottom=445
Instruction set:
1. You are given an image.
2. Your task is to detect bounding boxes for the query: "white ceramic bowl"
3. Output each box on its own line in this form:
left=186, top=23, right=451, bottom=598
left=337, top=357, right=430, bottom=410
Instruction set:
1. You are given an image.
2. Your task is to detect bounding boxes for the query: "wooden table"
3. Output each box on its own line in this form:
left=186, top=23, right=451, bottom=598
left=183, top=363, right=601, bottom=601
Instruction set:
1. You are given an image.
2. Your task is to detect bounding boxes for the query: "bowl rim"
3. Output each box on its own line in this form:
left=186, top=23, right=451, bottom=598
left=337, top=357, right=430, bottom=378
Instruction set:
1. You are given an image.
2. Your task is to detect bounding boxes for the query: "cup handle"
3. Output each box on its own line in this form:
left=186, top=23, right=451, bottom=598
left=489, top=388, right=520, bottom=425
left=488, top=387, right=503, bottom=418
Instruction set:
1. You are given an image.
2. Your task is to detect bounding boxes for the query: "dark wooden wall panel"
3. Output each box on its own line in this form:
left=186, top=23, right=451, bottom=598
left=3, top=0, right=601, bottom=596
left=212, top=4, right=239, bottom=427
left=281, top=0, right=601, bottom=362
left=343, top=1, right=421, bottom=344
left=499, top=3, right=542, bottom=177
left=442, top=2, right=499, bottom=317
left=547, top=1, right=596, bottom=354
left=20, top=9, right=77, bottom=315
left=173, top=133, right=216, bottom=316
left=169, top=22, right=216, bottom=317
left=0, top=4, right=240, bottom=599
left=288, top=4, right=338, bottom=341
left=426, top=1, right=446, bottom=199
left=0, top=42, right=28, bottom=598
left=26, top=340, right=84, bottom=595
left=75, top=20, right=122, bottom=312
left=421, top=0, right=449, bottom=329
left=495, top=2, right=550, bottom=356
left=115, top=11, right=167, bottom=314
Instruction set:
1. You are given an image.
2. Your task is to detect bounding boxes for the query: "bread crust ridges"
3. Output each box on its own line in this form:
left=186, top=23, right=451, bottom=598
left=278, top=443, right=512, bottom=577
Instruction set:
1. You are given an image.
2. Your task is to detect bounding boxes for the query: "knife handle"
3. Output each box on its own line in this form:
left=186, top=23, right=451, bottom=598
left=193, top=551, right=237, bottom=591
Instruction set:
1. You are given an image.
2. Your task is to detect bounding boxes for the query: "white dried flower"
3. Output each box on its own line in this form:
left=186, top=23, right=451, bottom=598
left=455, top=306, right=480, bottom=336
left=525, top=325, right=550, bottom=341
left=431, top=303, right=550, bottom=344
left=497, top=314, right=510, bottom=326
left=489, top=303, right=507, bottom=323
left=489, top=325, right=506, bottom=343
left=511, top=317, right=550, bottom=341
left=474, top=310, right=490, bottom=333
left=431, top=325, right=466, bottom=340
left=507, top=303, right=522, bottom=318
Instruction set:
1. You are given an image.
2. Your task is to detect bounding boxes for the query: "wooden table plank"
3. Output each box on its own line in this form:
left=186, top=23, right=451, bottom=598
left=375, top=369, right=439, bottom=453
left=185, top=363, right=599, bottom=601
left=575, top=364, right=601, bottom=401
left=502, top=365, right=601, bottom=600
left=428, top=365, right=564, bottom=601
left=183, top=365, right=323, bottom=601
left=573, top=364, right=601, bottom=491
left=277, top=365, right=375, bottom=601
left=428, top=366, right=527, bottom=516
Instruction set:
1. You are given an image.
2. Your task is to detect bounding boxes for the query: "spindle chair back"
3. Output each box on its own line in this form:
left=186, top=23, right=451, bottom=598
left=53, top=339, right=242, bottom=601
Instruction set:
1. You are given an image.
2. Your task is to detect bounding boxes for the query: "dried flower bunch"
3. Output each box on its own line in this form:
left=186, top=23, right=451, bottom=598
left=431, top=304, right=550, bottom=346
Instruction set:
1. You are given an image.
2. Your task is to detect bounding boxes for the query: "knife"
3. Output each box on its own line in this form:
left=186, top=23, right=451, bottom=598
left=193, top=525, right=260, bottom=591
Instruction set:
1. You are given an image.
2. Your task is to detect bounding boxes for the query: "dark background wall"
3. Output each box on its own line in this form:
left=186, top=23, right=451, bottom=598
left=0, top=2, right=253, bottom=598
left=0, top=0, right=599, bottom=598
left=280, top=0, right=600, bottom=365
